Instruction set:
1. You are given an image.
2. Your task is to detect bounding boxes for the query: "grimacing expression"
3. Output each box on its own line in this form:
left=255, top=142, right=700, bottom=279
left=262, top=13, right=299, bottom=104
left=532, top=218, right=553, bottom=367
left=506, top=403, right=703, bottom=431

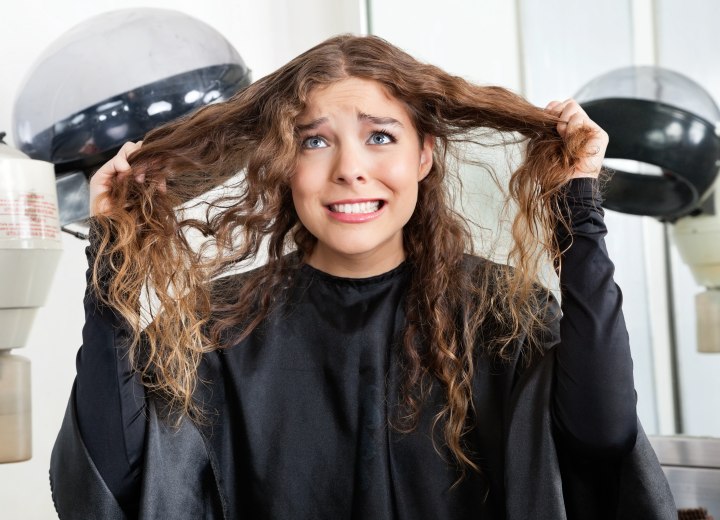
left=290, top=78, right=434, bottom=277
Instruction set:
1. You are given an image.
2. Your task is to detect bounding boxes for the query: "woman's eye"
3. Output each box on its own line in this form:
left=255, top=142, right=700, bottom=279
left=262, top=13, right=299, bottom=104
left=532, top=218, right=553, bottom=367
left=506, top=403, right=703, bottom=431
left=368, top=132, right=394, bottom=145
left=301, top=136, right=327, bottom=149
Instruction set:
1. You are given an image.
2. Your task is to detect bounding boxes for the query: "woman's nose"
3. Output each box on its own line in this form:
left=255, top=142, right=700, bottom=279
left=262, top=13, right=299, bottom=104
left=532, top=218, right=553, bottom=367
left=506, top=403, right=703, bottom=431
left=332, top=143, right=367, bottom=184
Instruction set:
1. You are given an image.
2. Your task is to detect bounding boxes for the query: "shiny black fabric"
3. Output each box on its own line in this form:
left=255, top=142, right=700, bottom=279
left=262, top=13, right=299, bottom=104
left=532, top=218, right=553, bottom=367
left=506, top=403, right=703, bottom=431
left=201, top=261, right=510, bottom=519
left=51, top=340, right=677, bottom=520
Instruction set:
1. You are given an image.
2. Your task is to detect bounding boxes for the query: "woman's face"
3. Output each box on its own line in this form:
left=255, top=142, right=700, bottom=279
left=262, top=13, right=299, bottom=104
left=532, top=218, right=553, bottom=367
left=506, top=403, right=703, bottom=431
left=291, top=77, right=433, bottom=278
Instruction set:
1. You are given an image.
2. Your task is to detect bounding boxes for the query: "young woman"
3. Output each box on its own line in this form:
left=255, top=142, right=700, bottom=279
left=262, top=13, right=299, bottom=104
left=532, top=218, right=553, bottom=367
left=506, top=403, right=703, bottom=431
left=50, top=35, right=675, bottom=519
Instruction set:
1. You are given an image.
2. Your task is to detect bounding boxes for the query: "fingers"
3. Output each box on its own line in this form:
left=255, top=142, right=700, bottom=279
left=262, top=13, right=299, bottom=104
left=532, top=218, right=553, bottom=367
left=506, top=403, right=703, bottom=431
left=107, top=141, right=143, bottom=177
left=89, top=140, right=144, bottom=216
left=544, top=99, right=609, bottom=179
left=544, top=100, right=564, bottom=113
left=545, top=99, right=586, bottom=137
left=92, top=141, right=143, bottom=184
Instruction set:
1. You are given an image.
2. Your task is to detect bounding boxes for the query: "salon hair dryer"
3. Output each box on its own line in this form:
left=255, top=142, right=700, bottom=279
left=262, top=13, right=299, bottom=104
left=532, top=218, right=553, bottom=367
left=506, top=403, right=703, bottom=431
left=0, top=133, right=62, bottom=463
left=12, top=8, right=252, bottom=237
left=577, top=66, right=720, bottom=353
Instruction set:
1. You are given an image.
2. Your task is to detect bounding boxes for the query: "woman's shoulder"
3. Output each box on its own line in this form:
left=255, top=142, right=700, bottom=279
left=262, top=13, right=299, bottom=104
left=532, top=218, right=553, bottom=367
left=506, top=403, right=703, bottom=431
left=208, top=252, right=302, bottom=296
left=458, top=253, right=516, bottom=295
left=459, top=253, right=560, bottom=357
left=460, top=253, right=509, bottom=274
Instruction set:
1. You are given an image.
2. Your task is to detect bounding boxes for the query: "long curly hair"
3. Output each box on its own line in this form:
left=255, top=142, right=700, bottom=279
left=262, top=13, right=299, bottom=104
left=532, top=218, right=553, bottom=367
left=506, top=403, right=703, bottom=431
left=92, top=34, right=593, bottom=475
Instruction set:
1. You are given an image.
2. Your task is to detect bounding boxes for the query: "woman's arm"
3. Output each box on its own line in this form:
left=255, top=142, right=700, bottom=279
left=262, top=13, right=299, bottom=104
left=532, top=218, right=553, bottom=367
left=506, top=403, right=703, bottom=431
left=74, top=226, right=147, bottom=516
left=74, top=141, right=149, bottom=515
left=551, top=178, right=638, bottom=454
left=543, top=100, right=637, bottom=454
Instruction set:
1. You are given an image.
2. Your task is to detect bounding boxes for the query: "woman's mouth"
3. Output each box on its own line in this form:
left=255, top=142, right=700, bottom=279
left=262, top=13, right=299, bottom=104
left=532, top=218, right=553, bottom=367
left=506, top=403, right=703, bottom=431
left=326, top=200, right=386, bottom=222
left=328, top=200, right=383, bottom=214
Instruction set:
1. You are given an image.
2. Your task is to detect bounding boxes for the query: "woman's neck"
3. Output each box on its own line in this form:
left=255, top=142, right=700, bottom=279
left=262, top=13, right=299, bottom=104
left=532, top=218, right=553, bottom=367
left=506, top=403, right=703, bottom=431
left=304, top=244, right=406, bottom=279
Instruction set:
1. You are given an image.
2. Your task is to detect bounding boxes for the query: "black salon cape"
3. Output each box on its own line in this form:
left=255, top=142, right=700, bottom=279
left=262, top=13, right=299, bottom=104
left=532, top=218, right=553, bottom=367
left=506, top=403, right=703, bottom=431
left=50, top=181, right=676, bottom=519
left=50, top=265, right=676, bottom=520
left=50, top=342, right=675, bottom=520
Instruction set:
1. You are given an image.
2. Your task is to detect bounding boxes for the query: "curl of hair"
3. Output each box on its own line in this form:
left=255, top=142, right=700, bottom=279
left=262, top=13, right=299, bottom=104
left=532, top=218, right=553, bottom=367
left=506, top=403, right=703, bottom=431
left=92, top=34, right=596, bottom=473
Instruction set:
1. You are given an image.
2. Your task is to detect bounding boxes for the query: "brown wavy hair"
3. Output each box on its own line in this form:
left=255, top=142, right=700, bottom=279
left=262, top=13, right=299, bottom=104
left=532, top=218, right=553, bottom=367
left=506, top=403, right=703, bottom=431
left=92, top=34, right=594, bottom=475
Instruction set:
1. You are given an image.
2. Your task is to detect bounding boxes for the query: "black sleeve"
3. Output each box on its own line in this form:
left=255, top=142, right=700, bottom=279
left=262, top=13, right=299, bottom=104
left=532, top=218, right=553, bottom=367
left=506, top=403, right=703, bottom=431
left=551, top=177, right=638, bottom=455
left=74, top=224, right=146, bottom=516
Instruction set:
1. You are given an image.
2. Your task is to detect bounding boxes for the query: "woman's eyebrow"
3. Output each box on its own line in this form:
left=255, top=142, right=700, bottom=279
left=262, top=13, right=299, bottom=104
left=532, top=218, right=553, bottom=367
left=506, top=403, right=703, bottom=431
left=295, top=117, right=327, bottom=133
left=295, top=114, right=404, bottom=133
left=359, top=112, right=404, bottom=127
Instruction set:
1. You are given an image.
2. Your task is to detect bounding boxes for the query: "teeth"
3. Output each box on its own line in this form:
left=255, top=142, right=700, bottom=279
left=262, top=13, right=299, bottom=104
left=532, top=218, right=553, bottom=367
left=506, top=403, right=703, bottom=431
left=330, top=201, right=381, bottom=214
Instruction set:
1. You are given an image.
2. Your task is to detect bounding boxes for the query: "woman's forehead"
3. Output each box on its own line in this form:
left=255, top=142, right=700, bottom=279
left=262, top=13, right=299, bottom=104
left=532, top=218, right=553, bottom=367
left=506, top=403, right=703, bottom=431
left=297, top=78, right=411, bottom=124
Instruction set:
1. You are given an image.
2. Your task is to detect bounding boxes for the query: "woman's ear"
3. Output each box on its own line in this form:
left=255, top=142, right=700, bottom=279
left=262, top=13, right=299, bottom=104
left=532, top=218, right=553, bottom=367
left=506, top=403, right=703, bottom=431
left=418, top=135, right=435, bottom=181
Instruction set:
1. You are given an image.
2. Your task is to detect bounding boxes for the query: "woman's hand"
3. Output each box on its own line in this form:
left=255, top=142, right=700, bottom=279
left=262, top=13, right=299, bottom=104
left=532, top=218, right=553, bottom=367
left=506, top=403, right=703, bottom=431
left=545, top=99, right=609, bottom=180
left=89, top=141, right=143, bottom=216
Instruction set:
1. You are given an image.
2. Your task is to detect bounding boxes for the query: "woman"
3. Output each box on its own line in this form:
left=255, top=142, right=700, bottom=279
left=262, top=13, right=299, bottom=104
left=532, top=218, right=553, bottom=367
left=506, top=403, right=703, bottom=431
left=50, top=35, right=675, bottom=519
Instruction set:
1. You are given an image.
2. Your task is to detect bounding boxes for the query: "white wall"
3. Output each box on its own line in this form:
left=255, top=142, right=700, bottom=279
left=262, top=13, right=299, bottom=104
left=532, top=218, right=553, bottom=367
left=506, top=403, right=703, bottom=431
left=370, top=0, right=521, bottom=90
left=0, top=2, right=363, bottom=518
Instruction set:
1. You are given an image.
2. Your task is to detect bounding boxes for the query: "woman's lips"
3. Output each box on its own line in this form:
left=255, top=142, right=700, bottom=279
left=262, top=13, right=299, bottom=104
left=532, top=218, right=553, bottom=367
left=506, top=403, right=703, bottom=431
left=325, top=199, right=385, bottom=223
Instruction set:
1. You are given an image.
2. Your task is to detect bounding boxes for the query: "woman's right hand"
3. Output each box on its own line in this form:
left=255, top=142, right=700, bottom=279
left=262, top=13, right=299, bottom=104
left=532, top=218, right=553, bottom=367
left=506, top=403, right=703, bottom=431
left=89, top=141, right=143, bottom=216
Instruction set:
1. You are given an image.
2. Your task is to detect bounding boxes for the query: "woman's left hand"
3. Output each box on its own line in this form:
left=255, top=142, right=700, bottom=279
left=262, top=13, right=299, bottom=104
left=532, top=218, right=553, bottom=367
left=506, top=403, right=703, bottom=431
left=545, top=99, right=609, bottom=180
